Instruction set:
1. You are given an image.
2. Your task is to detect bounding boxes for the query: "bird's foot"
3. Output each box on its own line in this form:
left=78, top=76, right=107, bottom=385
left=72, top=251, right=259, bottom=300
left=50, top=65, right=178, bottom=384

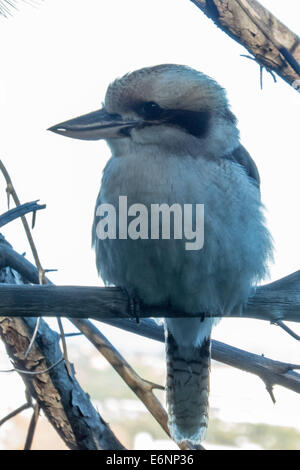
left=200, top=312, right=207, bottom=322
left=122, top=289, right=141, bottom=323
left=129, top=296, right=141, bottom=324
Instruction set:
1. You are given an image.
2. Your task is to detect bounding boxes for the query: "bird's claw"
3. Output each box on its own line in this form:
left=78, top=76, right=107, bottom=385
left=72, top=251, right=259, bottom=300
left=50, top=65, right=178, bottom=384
left=122, top=289, right=141, bottom=323
left=129, top=296, right=141, bottom=323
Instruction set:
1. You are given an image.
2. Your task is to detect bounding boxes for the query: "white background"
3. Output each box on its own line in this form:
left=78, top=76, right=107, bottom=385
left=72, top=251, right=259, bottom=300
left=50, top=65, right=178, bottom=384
left=0, top=0, right=299, bottom=448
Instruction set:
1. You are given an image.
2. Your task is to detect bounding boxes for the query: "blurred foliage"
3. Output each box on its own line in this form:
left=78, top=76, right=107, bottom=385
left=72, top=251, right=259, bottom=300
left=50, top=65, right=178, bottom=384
left=206, top=415, right=300, bottom=450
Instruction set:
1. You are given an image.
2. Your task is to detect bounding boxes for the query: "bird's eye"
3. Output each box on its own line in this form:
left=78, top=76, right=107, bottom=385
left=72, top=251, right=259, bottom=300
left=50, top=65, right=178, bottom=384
left=140, top=101, right=163, bottom=119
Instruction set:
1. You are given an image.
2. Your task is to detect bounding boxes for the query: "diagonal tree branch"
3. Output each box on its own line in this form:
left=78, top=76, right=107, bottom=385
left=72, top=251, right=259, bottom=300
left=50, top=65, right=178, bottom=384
left=74, top=317, right=300, bottom=396
left=0, top=261, right=125, bottom=450
left=71, top=318, right=204, bottom=450
left=190, top=0, right=300, bottom=88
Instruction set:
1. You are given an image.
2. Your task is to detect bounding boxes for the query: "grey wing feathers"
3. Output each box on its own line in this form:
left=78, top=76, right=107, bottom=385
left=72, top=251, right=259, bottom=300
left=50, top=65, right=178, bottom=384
left=230, top=144, right=260, bottom=188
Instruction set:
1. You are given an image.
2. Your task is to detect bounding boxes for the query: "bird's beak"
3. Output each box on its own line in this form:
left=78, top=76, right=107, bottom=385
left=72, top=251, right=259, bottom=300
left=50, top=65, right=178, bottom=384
left=48, top=108, right=140, bottom=140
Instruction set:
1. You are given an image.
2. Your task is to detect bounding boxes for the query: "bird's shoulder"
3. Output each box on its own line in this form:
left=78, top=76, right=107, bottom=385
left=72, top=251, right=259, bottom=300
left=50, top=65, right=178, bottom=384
left=224, top=144, right=260, bottom=188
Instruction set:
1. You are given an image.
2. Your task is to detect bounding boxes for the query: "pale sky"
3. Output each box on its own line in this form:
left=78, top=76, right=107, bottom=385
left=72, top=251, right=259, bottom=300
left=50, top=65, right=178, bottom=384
left=0, top=0, right=299, bottom=444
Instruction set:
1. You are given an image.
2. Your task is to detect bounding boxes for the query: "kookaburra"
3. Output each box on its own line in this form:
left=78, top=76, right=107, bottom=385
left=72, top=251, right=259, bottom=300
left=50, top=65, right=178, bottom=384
left=49, top=64, right=272, bottom=444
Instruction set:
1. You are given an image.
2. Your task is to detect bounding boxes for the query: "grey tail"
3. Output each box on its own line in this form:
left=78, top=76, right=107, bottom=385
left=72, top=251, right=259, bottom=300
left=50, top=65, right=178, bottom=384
left=165, top=331, right=211, bottom=444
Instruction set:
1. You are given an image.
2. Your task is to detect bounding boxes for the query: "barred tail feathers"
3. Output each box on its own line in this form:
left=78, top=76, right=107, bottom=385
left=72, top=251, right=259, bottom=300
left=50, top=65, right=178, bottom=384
left=166, top=331, right=211, bottom=444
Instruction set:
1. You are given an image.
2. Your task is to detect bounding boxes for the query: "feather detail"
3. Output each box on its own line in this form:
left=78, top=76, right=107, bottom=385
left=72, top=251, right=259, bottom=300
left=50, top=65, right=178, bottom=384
left=166, top=330, right=211, bottom=444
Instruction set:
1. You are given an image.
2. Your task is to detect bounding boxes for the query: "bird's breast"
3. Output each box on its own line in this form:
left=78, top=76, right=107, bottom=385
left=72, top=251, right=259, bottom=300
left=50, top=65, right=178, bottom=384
left=93, top=148, right=272, bottom=314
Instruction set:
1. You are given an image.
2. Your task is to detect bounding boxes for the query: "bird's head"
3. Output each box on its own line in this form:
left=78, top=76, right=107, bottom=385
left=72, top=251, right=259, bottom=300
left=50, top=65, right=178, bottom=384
left=49, top=64, right=239, bottom=156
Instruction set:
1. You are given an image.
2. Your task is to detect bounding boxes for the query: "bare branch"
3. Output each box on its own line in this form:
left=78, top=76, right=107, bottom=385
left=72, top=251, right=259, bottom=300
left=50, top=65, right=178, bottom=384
left=0, top=236, right=299, bottom=395
left=24, top=403, right=40, bottom=450
left=0, top=273, right=299, bottom=323
left=0, top=257, right=125, bottom=450
left=0, top=160, right=45, bottom=282
left=0, top=161, right=72, bottom=376
left=273, top=320, right=300, bottom=342
left=0, top=201, right=46, bottom=228
left=72, top=318, right=203, bottom=450
left=0, top=356, right=64, bottom=375
left=74, top=316, right=300, bottom=397
left=190, top=0, right=300, bottom=88
left=0, top=402, right=33, bottom=427
left=265, top=382, right=276, bottom=404
left=0, top=312, right=125, bottom=450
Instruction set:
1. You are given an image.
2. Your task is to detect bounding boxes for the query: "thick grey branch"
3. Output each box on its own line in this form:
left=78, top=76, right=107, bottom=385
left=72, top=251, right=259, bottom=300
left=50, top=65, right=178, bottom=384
left=1, top=234, right=299, bottom=324
left=0, top=273, right=299, bottom=322
left=1, top=238, right=299, bottom=396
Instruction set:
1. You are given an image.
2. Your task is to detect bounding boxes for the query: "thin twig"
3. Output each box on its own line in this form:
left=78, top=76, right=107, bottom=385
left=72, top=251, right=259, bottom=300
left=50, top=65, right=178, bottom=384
left=0, top=160, right=45, bottom=280
left=24, top=402, right=40, bottom=450
left=24, top=317, right=41, bottom=358
left=0, top=200, right=46, bottom=228
left=0, top=402, right=33, bottom=427
left=0, top=267, right=124, bottom=450
left=240, top=54, right=277, bottom=90
left=56, top=317, right=73, bottom=377
left=274, top=320, right=300, bottom=342
left=0, top=160, right=72, bottom=376
left=0, top=356, right=64, bottom=375
left=265, top=382, right=276, bottom=404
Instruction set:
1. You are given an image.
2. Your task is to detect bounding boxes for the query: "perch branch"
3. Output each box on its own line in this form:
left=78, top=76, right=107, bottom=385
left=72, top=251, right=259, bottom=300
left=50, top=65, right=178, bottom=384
left=0, top=237, right=299, bottom=395
left=190, top=0, right=300, bottom=88
left=0, top=272, right=299, bottom=322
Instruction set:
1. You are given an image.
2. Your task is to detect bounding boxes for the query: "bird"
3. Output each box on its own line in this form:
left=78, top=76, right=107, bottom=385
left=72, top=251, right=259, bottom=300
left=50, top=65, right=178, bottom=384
left=48, top=64, right=273, bottom=444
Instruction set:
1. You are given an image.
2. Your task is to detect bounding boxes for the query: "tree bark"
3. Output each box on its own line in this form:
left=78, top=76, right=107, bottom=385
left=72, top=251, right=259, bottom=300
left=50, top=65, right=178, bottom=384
left=191, top=0, right=300, bottom=88
left=0, top=265, right=124, bottom=450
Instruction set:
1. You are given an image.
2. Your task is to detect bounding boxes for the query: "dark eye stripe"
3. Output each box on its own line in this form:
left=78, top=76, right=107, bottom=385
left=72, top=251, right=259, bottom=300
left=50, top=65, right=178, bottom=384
left=166, top=110, right=210, bottom=138
left=134, top=101, right=210, bottom=138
